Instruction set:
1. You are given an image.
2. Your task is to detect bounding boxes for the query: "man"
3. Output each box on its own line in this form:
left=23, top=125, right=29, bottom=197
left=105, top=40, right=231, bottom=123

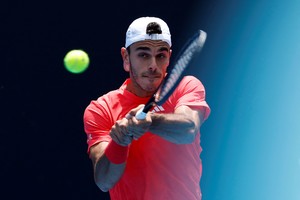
left=83, top=16, right=210, bottom=200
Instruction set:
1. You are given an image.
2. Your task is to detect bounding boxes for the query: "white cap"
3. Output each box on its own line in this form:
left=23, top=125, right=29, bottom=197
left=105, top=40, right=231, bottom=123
left=125, top=17, right=172, bottom=48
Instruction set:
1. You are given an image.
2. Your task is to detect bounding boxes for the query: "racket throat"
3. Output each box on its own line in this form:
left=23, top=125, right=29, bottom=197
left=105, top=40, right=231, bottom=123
left=141, top=94, right=157, bottom=113
left=143, top=102, right=156, bottom=113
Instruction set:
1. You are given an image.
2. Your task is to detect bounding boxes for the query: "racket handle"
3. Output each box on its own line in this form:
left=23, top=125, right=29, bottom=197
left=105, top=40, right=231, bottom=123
left=135, top=107, right=147, bottom=120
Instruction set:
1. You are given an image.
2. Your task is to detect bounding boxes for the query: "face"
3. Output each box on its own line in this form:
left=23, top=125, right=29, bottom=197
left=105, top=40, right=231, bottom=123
left=121, top=40, right=171, bottom=97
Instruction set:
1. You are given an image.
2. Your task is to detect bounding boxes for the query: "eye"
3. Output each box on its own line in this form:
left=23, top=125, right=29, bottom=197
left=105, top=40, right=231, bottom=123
left=157, top=53, right=167, bottom=59
left=138, top=52, right=149, bottom=58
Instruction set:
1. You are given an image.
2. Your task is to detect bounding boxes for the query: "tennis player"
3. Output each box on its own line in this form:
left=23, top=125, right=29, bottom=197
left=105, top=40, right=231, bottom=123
left=83, top=16, right=210, bottom=200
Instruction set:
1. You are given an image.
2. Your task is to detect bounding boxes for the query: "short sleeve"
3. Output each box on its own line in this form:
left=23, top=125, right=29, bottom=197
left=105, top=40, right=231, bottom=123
left=83, top=100, right=113, bottom=154
left=173, top=76, right=210, bottom=120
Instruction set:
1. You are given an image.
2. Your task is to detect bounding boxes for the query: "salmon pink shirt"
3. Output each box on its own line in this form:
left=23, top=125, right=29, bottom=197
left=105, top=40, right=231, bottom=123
left=84, top=76, right=210, bottom=200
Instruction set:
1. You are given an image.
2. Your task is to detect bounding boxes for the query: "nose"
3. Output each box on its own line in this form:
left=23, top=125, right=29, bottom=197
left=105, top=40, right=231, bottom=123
left=148, top=57, right=158, bottom=72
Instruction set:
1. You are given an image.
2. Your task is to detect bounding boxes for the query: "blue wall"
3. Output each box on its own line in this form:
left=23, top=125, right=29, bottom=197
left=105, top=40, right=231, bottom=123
left=193, top=1, right=300, bottom=199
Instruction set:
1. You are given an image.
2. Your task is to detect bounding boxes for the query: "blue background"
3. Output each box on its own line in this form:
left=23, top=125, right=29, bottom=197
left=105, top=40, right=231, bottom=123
left=2, top=0, right=300, bottom=199
left=196, top=1, right=300, bottom=199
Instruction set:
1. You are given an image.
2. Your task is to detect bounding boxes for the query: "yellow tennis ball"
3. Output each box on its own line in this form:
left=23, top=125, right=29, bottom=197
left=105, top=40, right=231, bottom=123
left=64, top=49, right=90, bottom=74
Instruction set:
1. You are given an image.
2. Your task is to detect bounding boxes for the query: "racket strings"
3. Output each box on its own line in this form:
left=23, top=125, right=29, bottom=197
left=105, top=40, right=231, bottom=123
left=159, top=39, right=202, bottom=100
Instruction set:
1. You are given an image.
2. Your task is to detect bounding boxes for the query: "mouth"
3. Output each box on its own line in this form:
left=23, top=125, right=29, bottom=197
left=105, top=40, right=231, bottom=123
left=143, top=76, right=161, bottom=83
left=142, top=74, right=162, bottom=79
left=143, top=75, right=160, bottom=79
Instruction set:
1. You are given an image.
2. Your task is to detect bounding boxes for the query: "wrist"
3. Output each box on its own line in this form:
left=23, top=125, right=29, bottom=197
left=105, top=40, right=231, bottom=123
left=104, top=140, right=129, bottom=164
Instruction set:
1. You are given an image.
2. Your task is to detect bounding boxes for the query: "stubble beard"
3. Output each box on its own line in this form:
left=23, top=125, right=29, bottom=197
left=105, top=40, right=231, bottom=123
left=129, top=62, right=159, bottom=95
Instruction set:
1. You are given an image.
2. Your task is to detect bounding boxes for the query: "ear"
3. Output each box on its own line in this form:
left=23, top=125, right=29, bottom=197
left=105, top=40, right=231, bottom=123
left=167, top=49, right=172, bottom=69
left=121, top=47, right=130, bottom=72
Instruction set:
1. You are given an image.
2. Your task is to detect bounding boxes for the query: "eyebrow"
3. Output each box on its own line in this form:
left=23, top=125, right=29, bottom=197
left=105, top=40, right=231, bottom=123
left=135, top=46, right=169, bottom=52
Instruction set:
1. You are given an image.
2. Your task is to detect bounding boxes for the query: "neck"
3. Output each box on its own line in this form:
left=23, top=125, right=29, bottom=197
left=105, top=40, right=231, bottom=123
left=125, top=79, right=154, bottom=98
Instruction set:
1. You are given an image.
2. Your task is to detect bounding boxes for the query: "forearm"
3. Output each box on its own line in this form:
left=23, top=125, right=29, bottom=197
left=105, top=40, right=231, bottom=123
left=90, top=141, right=127, bottom=192
left=149, top=112, right=199, bottom=144
left=94, top=155, right=126, bottom=192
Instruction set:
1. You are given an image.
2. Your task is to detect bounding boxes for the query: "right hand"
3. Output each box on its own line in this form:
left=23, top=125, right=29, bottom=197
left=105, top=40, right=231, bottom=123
left=126, top=104, right=152, bottom=140
left=110, top=117, right=133, bottom=146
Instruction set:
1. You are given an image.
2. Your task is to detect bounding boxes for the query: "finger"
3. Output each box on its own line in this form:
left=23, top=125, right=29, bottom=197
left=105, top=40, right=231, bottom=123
left=111, top=120, right=132, bottom=145
left=111, top=130, right=132, bottom=146
left=128, top=104, right=145, bottom=117
left=125, top=113, right=133, bottom=119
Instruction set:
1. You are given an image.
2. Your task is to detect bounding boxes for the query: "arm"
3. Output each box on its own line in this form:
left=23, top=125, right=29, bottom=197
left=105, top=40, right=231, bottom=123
left=89, top=141, right=126, bottom=192
left=89, top=105, right=205, bottom=191
left=127, top=105, right=206, bottom=144
left=89, top=105, right=151, bottom=192
left=149, top=105, right=206, bottom=144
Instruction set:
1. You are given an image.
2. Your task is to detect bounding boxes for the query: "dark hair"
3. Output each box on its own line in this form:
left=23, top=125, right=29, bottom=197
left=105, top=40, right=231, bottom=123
left=127, top=22, right=162, bottom=53
left=146, top=22, right=162, bottom=35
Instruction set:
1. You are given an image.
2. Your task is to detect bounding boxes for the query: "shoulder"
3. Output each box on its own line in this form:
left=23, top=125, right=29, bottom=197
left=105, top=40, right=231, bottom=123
left=178, top=75, right=205, bottom=90
left=84, top=90, right=119, bottom=116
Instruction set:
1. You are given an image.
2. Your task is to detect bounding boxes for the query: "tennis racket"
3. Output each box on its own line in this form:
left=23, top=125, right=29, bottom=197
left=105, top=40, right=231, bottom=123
left=135, top=30, right=207, bottom=120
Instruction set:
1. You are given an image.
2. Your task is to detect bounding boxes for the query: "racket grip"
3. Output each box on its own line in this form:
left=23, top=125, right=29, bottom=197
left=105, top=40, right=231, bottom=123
left=135, top=107, right=147, bottom=120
